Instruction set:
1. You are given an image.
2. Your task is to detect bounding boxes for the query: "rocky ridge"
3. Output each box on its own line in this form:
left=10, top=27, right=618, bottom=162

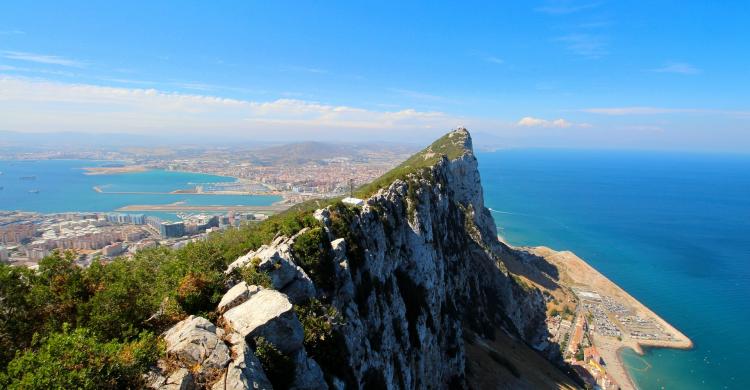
left=150, top=128, right=578, bottom=389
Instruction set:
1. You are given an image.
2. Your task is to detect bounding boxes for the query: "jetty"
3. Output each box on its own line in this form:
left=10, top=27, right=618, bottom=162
left=116, top=204, right=289, bottom=214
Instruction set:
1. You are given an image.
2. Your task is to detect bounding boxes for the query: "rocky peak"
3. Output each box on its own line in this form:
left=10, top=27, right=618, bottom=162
left=152, top=128, right=578, bottom=390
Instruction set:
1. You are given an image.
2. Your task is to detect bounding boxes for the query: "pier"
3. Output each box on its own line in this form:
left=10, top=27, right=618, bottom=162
left=115, top=204, right=290, bottom=214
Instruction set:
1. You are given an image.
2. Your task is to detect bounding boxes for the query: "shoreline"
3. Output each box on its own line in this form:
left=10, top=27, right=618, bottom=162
left=82, top=165, right=150, bottom=175
left=533, top=246, right=692, bottom=390
left=499, top=237, right=692, bottom=389
left=615, top=346, right=639, bottom=390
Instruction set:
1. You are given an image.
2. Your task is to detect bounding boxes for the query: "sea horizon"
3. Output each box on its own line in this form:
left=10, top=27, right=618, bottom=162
left=479, top=149, right=750, bottom=389
left=0, top=159, right=281, bottom=219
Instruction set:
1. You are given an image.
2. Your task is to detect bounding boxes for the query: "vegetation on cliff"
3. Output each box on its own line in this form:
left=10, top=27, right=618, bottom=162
left=0, top=207, right=322, bottom=387
left=354, top=128, right=469, bottom=198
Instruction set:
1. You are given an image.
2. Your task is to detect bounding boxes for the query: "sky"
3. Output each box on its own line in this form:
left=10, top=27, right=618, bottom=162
left=0, top=1, right=748, bottom=151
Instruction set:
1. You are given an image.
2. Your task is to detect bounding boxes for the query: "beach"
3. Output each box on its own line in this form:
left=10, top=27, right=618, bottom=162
left=514, top=244, right=693, bottom=389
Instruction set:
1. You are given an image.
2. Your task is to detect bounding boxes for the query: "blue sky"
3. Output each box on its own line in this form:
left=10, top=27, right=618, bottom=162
left=1, top=1, right=748, bottom=151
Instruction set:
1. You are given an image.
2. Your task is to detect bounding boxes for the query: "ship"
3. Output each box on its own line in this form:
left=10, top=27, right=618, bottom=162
left=28, top=189, right=40, bottom=194
left=20, top=175, right=37, bottom=180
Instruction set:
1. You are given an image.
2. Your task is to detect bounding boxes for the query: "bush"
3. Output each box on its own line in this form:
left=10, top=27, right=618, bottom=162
left=175, top=272, right=223, bottom=315
left=0, top=198, right=330, bottom=384
left=0, top=263, right=36, bottom=367
left=292, top=227, right=335, bottom=294
left=295, top=299, right=341, bottom=356
left=253, top=336, right=295, bottom=389
left=0, top=325, right=161, bottom=390
left=240, top=262, right=273, bottom=288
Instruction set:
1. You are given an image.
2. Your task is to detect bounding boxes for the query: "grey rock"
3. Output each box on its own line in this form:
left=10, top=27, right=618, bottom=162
left=330, top=238, right=353, bottom=301
left=299, top=129, right=553, bottom=388
left=226, top=251, right=257, bottom=275
left=290, top=349, right=328, bottom=390
left=162, top=368, right=195, bottom=390
left=211, top=335, right=272, bottom=390
left=254, top=241, right=298, bottom=289
left=222, top=289, right=304, bottom=353
left=280, top=266, right=316, bottom=303
left=163, top=316, right=231, bottom=376
left=218, top=282, right=261, bottom=313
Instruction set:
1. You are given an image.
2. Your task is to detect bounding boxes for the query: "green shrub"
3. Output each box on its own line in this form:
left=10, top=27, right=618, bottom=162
left=240, top=262, right=273, bottom=288
left=0, top=325, right=161, bottom=389
left=253, top=337, right=295, bottom=389
left=354, top=130, right=468, bottom=198
left=292, top=227, right=336, bottom=294
left=0, top=263, right=36, bottom=367
left=294, top=299, right=342, bottom=356
left=294, top=299, right=352, bottom=386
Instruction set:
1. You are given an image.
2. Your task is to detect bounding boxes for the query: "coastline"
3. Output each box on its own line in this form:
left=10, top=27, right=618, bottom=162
left=82, top=165, right=149, bottom=175
left=498, top=237, right=692, bottom=389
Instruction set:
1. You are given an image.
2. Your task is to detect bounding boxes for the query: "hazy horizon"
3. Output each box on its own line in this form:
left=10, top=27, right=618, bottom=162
left=1, top=1, right=749, bottom=152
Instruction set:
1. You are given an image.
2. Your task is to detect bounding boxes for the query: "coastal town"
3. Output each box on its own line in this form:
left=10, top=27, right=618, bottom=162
left=0, top=209, right=270, bottom=268
left=520, top=246, right=693, bottom=390
left=0, top=141, right=413, bottom=267
left=1, top=142, right=693, bottom=389
left=0, top=141, right=415, bottom=204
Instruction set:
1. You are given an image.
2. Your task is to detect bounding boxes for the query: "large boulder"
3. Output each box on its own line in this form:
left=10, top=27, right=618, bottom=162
left=254, top=240, right=299, bottom=289
left=211, top=334, right=272, bottom=390
left=162, top=368, right=195, bottom=390
left=330, top=238, right=354, bottom=301
left=217, top=282, right=261, bottom=314
left=281, top=265, right=316, bottom=303
left=226, top=236, right=316, bottom=304
left=222, top=289, right=304, bottom=354
left=163, top=316, right=231, bottom=378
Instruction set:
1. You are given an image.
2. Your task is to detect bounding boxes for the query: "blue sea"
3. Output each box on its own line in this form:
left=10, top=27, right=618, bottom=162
left=477, top=149, right=750, bottom=389
left=0, top=160, right=280, bottom=220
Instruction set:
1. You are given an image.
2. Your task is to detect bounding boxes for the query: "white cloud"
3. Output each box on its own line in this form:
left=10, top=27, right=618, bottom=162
left=580, top=107, right=750, bottom=116
left=620, top=125, right=664, bottom=132
left=517, top=116, right=590, bottom=128
left=0, top=30, right=25, bottom=35
left=651, top=62, right=700, bottom=75
left=580, top=107, right=684, bottom=115
left=2, top=51, right=85, bottom=67
left=555, top=33, right=607, bottom=58
left=282, top=65, right=328, bottom=74
left=485, top=56, right=504, bottom=65
left=0, top=76, right=457, bottom=138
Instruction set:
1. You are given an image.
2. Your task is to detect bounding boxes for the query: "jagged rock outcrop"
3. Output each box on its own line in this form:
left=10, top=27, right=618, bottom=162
left=222, top=289, right=304, bottom=354
left=217, top=282, right=260, bottom=314
left=211, top=333, right=272, bottom=390
left=226, top=233, right=316, bottom=304
left=163, top=316, right=231, bottom=382
left=154, top=128, right=574, bottom=389
left=302, top=129, right=560, bottom=388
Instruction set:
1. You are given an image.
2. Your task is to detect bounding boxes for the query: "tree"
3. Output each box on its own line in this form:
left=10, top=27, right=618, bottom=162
left=0, top=263, right=35, bottom=367
left=0, top=325, right=160, bottom=390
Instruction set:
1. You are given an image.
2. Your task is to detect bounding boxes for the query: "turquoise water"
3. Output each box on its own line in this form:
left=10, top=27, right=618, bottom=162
left=0, top=160, right=281, bottom=219
left=478, top=150, right=750, bottom=390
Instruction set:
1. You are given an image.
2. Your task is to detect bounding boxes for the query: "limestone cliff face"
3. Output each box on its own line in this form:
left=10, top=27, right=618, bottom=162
left=313, top=129, right=552, bottom=388
left=153, top=129, right=571, bottom=390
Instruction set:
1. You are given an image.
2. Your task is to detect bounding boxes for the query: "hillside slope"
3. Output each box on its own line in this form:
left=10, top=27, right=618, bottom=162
left=149, top=128, right=580, bottom=389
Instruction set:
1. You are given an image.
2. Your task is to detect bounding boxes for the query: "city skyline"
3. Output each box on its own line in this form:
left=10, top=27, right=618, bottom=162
left=1, top=1, right=749, bottom=151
